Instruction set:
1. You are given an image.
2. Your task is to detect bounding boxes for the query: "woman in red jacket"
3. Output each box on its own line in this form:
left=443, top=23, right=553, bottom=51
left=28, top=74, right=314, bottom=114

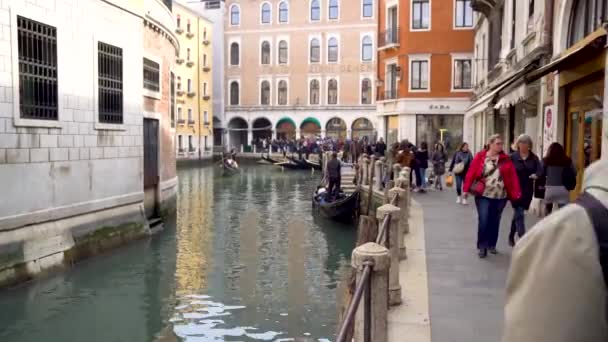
left=464, top=134, right=521, bottom=258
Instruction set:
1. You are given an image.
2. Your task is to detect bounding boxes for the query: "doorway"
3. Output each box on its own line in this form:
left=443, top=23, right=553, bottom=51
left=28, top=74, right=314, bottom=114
left=144, top=118, right=160, bottom=218
left=565, top=74, right=604, bottom=197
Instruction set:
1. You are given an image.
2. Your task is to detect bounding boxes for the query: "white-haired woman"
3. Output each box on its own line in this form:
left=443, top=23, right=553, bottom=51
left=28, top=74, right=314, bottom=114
left=508, top=134, right=542, bottom=247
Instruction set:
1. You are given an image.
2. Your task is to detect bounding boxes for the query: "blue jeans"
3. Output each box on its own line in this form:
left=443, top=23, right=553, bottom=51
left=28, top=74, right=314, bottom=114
left=415, top=168, right=427, bottom=188
left=455, top=175, right=464, bottom=196
left=510, top=206, right=526, bottom=238
left=475, top=197, right=507, bottom=250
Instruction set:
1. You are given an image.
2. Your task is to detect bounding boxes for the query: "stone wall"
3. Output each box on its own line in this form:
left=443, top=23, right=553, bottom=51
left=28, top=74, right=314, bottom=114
left=0, top=0, right=152, bottom=287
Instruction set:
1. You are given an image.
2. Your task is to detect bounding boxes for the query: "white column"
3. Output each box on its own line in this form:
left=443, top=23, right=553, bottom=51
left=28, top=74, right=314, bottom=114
left=247, top=128, right=253, bottom=149
left=376, top=204, right=402, bottom=306
left=296, top=129, right=301, bottom=140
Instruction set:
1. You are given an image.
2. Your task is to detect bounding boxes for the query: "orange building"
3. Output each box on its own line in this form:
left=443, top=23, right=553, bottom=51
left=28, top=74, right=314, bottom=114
left=376, top=0, right=474, bottom=154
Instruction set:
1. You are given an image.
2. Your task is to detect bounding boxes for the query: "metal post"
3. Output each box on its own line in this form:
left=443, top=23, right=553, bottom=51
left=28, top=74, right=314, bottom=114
left=376, top=204, right=402, bottom=306
left=389, top=187, right=408, bottom=260
left=363, top=156, right=370, bottom=185
left=352, top=242, right=390, bottom=342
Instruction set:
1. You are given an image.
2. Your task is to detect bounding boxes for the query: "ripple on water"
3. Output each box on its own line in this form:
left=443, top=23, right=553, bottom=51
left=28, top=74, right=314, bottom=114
left=172, top=294, right=285, bottom=341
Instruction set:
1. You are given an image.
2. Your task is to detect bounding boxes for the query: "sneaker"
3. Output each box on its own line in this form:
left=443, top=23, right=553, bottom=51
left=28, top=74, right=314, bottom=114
left=456, top=196, right=462, bottom=204
left=462, top=198, right=468, bottom=205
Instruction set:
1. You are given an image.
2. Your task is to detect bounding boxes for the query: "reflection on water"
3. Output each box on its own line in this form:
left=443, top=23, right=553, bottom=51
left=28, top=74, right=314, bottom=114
left=0, top=164, right=355, bottom=342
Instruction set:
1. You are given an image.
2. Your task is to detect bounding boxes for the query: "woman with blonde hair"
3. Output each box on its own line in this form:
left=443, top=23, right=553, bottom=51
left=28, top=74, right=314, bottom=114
left=464, top=134, right=521, bottom=258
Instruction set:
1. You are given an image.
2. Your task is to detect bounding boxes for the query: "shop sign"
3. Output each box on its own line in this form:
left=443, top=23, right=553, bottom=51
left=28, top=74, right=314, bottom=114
left=429, top=105, right=451, bottom=110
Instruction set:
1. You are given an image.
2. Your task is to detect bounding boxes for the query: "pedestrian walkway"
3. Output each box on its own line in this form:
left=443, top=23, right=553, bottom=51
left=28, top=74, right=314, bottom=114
left=388, top=189, right=542, bottom=342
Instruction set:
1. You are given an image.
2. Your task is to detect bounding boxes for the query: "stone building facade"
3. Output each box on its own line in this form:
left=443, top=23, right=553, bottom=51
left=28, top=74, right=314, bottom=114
left=224, top=0, right=378, bottom=150
left=0, top=0, right=178, bottom=287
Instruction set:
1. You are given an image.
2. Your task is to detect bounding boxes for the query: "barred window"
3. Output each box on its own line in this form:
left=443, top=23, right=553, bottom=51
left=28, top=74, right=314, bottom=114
left=310, top=38, right=320, bottom=63
left=17, top=16, right=58, bottom=120
left=98, top=42, right=123, bottom=124
left=361, top=78, right=372, bottom=104
left=309, top=79, right=320, bottom=105
left=328, top=79, right=338, bottom=104
left=143, top=58, right=160, bottom=92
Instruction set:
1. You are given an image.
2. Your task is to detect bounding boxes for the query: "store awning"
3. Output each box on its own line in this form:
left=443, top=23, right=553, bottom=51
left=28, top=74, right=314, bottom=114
left=526, top=28, right=607, bottom=83
left=300, top=117, right=321, bottom=128
left=276, top=117, right=296, bottom=128
left=494, top=83, right=526, bottom=109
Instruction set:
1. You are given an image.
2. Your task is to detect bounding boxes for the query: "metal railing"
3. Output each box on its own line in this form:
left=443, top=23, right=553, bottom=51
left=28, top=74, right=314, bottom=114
left=336, top=260, right=374, bottom=342
left=334, top=155, right=411, bottom=342
left=378, top=27, right=399, bottom=47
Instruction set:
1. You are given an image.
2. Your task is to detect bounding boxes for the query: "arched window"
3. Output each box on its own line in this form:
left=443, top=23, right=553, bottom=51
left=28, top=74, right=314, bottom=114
left=310, top=79, right=320, bottom=105
left=568, top=0, right=607, bottom=47
left=328, top=79, right=338, bottom=104
left=310, top=38, right=320, bottom=63
left=328, top=37, right=338, bottom=63
left=261, top=41, right=271, bottom=64
left=311, top=0, right=321, bottom=21
left=329, top=0, right=339, bottom=19
left=362, top=36, right=373, bottom=61
left=279, top=40, right=288, bottom=64
left=230, top=42, right=239, bottom=66
left=362, top=0, right=373, bottom=17
left=261, top=3, right=271, bottom=24
left=278, top=80, right=288, bottom=105
left=260, top=81, right=270, bottom=105
left=230, top=5, right=240, bottom=26
left=279, top=1, right=289, bottom=23
left=361, top=78, right=372, bottom=104
left=230, top=81, right=239, bottom=105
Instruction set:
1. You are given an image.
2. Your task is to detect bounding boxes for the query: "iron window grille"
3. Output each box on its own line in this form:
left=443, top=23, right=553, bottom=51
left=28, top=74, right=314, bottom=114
left=143, top=58, right=160, bottom=92
left=328, top=79, right=338, bottom=104
left=98, top=42, right=123, bottom=124
left=310, top=39, right=320, bottom=63
left=361, top=78, right=372, bottom=104
left=279, top=41, right=288, bottom=64
left=17, top=16, right=58, bottom=120
left=310, top=80, right=320, bottom=105
left=328, top=38, right=338, bottom=62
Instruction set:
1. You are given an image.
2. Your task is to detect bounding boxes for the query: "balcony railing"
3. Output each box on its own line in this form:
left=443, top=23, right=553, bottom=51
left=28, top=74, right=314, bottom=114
left=186, top=60, right=194, bottom=67
left=188, top=119, right=195, bottom=125
left=187, top=91, right=196, bottom=97
left=177, top=119, right=185, bottom=124
left=378, top=27, right=400, bottom=48
left=186, top=31, right=194, bottom=39
left=202, top=95, right=210, bottom=101
left=379, top=89, right=397, bottom=101
left=203, top=66, right=211, bottom=72
left=189, top=147, right=195, bottom=152
left=203, top=39, right=210, bottom=46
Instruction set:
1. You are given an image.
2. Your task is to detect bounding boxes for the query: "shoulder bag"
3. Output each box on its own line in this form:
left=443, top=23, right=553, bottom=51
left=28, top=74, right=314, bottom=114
left=469, top=160, right=499, bottom=197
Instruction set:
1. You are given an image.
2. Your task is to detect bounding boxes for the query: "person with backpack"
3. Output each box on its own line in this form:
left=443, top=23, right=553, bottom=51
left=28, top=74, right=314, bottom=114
left=463, top=134, right=521, bottom=258
left=502, top=159, right=608, bottom=342
left=541, top=142, right=577, bottom=214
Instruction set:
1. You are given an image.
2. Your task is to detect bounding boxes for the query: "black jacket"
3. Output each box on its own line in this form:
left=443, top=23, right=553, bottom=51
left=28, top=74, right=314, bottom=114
left=414, top=149, right=429, bottom=169
left=510, top=151, right=542, bottom=210
left=327, top=159, right=341, bottom=179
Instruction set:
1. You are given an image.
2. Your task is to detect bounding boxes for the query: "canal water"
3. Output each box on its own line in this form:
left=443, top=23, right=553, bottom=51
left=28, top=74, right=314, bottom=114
left=0, top=164, right=356, bottom=342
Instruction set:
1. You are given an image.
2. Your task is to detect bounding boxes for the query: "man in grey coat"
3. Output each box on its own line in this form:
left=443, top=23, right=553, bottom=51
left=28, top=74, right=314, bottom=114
left=502, top=159, right=608, bottom=342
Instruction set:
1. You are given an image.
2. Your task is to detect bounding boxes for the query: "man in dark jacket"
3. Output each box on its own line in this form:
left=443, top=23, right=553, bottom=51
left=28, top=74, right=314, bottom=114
left=326, top=152, right=341, bottom=200
left=376, top=138, right=387, bottom=157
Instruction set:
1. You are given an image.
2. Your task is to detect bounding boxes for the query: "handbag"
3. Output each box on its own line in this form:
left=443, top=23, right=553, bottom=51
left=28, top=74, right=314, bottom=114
left=453, top=162, right=465, bottom=174
left=530, top=179, right=547, bottom=218
left=446, top=174, right=454, bottom=187
left=469, top=161, right=499, bottom=197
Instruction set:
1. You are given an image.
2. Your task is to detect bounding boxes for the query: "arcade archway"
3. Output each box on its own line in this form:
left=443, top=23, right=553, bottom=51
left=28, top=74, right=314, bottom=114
left=300, top=117, right=321, bottom=138
left=352, top=118, right=375, bottom=141
left=227, top=117, right=248, bottom=149
left=276, top=117, right=296, bottom=140
left=325, top=117, right=347, bottom=140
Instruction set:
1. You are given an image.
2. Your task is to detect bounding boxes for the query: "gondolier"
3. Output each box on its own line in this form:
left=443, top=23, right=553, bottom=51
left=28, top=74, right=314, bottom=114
left=327, top=152, right=341, bottom=199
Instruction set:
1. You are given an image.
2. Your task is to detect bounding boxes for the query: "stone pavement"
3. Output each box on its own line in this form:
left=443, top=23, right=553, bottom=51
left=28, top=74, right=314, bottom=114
left=388, top=188, right=542, bottom=342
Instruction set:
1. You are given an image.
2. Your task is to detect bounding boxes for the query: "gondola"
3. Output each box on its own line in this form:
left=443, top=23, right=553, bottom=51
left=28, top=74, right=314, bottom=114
left=261, top=154, right=280, bottom=164
left=286, top=156, right=312, bottom=169
left=312, top=188, right=360, bottom=222
left=304, top=158, right=322, bottom=171
left=220, top=155, right=240, bottom=176
left=275, top=161, right=309, bottom=170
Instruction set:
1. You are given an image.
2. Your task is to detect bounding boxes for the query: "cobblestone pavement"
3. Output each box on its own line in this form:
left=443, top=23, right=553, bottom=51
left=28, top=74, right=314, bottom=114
left=413, top=188, right=541, bottom=342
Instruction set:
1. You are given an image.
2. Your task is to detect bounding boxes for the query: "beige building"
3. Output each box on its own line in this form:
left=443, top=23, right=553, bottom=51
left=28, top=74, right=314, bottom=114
left=224, top=0, right=378, bottom=150
left=173, top=1, right=214, bottom=161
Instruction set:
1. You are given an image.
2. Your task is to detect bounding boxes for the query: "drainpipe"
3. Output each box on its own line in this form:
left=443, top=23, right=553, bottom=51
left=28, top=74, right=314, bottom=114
left=197, top=17, right=202, bottom=161
left=543, top=0, right=554, bottom=54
